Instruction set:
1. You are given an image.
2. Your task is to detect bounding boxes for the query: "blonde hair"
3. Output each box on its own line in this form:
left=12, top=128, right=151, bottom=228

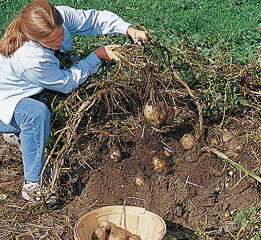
left=0, top=0, right=63, bottom=57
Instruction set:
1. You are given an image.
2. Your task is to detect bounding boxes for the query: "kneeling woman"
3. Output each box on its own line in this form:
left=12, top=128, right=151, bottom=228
left=0, top=0, right=148, bottom=209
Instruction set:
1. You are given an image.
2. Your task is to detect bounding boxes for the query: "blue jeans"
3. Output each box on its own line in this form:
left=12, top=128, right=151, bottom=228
left=0, top=98, right=51, bottom=182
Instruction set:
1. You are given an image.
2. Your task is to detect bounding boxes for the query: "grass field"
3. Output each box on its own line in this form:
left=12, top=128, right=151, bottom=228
left=0, top=0, right=260, bottom=62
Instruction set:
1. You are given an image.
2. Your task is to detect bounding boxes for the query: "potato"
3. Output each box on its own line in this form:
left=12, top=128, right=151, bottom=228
left=110, top=146, right=122, bottom=162
left=180, top=133, right=195, bottom=150
left=152, top=156, right=166, bottom=173
left=108, top=227, right=127, bottom=240
left=99, top=220, right=111, bottom=231
left=164, top=149, right=172, bottom=157
left=143, top=99, right=167, bottom=126
left=92, top=227, right=107, bottom=240
left=124, top=230, right=132, bottom=238
left=225, top=138, right=243, bottom=157
left=128, top=234, right=141, bottom=240
left=222, top=129, right=233, bottom=143
left=135, top=175, right=145, bottom=187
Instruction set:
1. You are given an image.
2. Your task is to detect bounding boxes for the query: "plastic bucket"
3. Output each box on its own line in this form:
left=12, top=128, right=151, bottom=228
left=74, top=198, right=166, bottom=240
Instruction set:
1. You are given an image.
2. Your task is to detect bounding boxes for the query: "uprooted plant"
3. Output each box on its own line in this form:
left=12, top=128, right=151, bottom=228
left=39, top=35, right=260, bottom=209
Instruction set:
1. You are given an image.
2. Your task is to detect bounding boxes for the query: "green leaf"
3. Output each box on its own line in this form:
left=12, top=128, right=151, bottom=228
left=0, top=194, right=7, bottom=200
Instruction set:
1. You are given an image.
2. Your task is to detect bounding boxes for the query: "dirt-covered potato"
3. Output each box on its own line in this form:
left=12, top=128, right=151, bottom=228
left=143, top=99, right=167, bottom=126
left=164, top=149, right=172, bottom=157
left=152, top=156, right=166, bottom=173
left=180, top=133, right=195, bottom=150
left=135, top=175, right=145, bottom=187
left=128, top=234, right=141, bottom=240
left=222, top=129, right=234, bottom=143
left=108, top=227, right=127, bottom=240
left=110, top=146, right=122, bottom=162
left=225, top=138, right=243, bottom=157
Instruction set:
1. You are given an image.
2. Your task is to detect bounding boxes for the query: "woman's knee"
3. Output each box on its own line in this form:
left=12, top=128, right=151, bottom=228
left=34, top=101, right=51, bottom=123
left=16, top=98, right=51, bottom=127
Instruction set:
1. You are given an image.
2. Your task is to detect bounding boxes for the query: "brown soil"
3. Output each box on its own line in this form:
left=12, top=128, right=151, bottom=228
left=65, top=112, right=261, bottom=239
left=1, top=108, right=261, bottom=239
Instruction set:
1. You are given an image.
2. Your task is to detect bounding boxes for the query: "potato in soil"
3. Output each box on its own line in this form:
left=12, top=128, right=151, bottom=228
left=152, top=156, right=166, bottom=173
left=110, top=146, right=122, bottom=162
left=143, top=99, right=167, bottom=126
left=180, top=133, right=195, bottom=150
left=135, top=174, right=146, bottom=187
left=164, top=149, right=172, bottom=157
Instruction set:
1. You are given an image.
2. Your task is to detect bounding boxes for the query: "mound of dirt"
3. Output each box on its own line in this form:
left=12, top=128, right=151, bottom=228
left=64, top=114, right=261, bottom=238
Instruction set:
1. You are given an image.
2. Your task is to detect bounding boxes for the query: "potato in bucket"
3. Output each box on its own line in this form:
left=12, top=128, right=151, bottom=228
left=74, top=198, right=166, bottom=240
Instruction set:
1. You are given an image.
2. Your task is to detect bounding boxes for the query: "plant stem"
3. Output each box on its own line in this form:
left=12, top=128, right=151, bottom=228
left=208, top=147, right=261, bottom=183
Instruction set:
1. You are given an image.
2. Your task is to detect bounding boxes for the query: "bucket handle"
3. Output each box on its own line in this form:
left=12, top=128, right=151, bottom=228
left=159, top=228, right=165, bottom=238
left=123, top=197, right=146, bottom=213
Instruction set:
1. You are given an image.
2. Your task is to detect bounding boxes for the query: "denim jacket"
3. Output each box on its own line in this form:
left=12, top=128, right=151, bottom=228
left=0, top=6, right=131, bottom=125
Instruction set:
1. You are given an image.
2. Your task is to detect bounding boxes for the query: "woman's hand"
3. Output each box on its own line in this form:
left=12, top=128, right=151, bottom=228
left=94, top=45, right=120, bottom=61
left=127, top=27, right=148, bottom=46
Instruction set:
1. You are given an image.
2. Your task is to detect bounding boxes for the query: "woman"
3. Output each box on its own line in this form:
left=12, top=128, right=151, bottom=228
left=0, top=0, right=148, bottom=209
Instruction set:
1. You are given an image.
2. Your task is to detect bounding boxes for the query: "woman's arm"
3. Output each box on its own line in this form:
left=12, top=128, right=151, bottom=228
left=56, top=6, right=148, bottom=44
left=56, top=6, right=131, bottom=36
left=21, top=51, right=101, bottom=94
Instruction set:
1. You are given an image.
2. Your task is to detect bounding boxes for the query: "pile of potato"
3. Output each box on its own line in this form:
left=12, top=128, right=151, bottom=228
left=92, top=220, right=141, bottom=240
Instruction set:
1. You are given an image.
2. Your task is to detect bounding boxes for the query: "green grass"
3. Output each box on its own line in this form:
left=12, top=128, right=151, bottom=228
left=0, top=0, right=260, bottom=62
